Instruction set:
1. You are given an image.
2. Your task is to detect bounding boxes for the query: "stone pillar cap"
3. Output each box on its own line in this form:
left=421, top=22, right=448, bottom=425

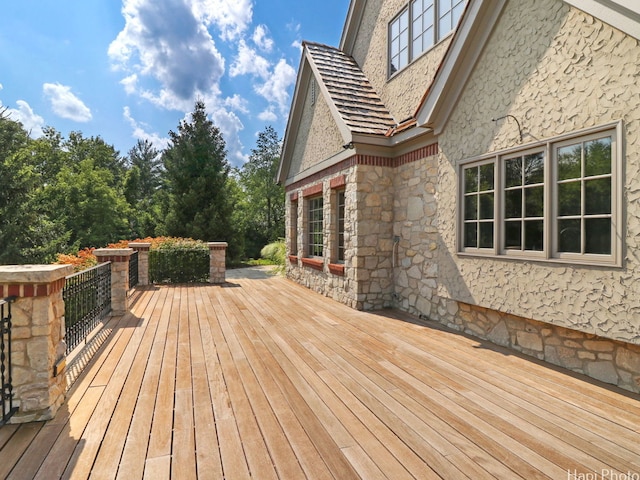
left=94, top=248, right=134, bottom=256
left=208, top=242, right=228, bottom=248
left=0, top=264, right=73, bottom=283
left=128, top=242, right=151, bottom=248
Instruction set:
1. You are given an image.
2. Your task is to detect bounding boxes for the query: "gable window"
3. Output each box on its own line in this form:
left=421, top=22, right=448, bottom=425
left=390, top=0, right=466, bottom=75
left=307, top=196, right=324, bottom=257
left=459, top=123, right=621, bottom=266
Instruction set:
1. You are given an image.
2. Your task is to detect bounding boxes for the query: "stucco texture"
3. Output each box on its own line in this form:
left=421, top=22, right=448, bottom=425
left=288, top=77, right=345, bottom=180
left=436, top=0, right=640, bottom=344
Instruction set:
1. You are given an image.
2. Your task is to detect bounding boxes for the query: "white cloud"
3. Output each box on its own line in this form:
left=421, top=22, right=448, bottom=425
left=210, top=106, right=247, bottom=167
left=224, top=94, right=249, bottom=114
left=123, top=106, right=169, bottom=150
left=254, top=59, right=296, bottom=114
left=190, top=0, right=253, bottom=41
left=108, top=0, right=226, bottom=107
left=230, top=40, right=270, bottom=79
left=43, top=83, right=92, bottom=122
left=0, top=100, right=45, bottom=137
left=252, top=24, right=273, bottom=52
left=258, top=107, right=277, bottom=123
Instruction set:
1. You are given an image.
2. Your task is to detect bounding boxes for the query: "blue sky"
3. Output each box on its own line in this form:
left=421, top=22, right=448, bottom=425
left=0, top=0, right=349, bottom=167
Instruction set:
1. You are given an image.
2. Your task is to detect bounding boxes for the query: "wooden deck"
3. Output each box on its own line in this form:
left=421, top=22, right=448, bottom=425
left=1, top=267, right=639, bottom=479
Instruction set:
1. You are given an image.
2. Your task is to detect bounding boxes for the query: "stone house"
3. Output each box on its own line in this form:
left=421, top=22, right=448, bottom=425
left=277, top=0, right=640, bottom=392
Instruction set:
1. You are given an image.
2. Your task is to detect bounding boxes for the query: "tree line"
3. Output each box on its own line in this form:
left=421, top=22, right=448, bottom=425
left=0, top=100, right=285, bottom=264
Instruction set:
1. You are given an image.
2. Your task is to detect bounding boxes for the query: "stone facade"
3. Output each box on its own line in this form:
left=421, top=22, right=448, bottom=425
left=94, top=248, right=133, bottom=315
left=208, top=242, right=228, bottom=284
left=0, top=265, right=72, bottom=422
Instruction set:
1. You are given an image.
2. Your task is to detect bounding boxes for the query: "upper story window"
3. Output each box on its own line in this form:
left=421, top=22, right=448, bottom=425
left=459, top=123, right=622, bottom=266
left=389, top=0, right=466, bottom=76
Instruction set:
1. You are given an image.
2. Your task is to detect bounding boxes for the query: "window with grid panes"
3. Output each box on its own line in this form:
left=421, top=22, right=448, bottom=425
left=390, top=0, right=466, bottom=76
left=336, top=190, right=345, bottom=262
left=307, top=196, right=324, bottom=257
left=459, top=125, right=620, bottom=265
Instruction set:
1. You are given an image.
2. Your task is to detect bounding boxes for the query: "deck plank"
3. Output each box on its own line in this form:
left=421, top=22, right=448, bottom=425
left=3, top=269, right=640, bottom=479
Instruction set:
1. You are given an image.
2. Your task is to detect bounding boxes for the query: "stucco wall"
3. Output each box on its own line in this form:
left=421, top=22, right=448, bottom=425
left=351, top=0, right=453, bottom=123
left=435, top=0, right=640, bottom=344
left=287, top=77, right=345, bottom=180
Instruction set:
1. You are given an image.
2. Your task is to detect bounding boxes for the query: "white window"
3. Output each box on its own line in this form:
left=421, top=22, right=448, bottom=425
left=390, top=0, right=466, bottom=76
left=307, top=196, right=324, bottom=257
left=335, top=190, right=346, bottom=263
left=459, top=124, right=621, bottom=266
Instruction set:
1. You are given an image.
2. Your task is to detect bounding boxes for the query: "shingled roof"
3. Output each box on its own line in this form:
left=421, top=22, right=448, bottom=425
left=305, top=42, right=397, bottom=136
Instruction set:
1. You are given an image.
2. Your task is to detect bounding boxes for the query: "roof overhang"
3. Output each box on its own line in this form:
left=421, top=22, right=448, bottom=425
left=563, top=0, right=640, bottom=40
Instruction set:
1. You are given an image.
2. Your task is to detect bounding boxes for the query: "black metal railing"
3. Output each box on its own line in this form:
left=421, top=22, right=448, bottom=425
left=63, top=263, right=112, bottom=354
left=1, top=296, right=17, bottom=425
left=129, top=250, right=139, bottom=290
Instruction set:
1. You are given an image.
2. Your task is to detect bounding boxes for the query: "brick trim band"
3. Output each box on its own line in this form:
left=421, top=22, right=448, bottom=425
left=286, top=143, right=438, bottom=192
left=1, top=278, right=66, bottom=297
left=95, top=255, right=130, bottom=263
left=330, top=175, right=346, bottom=189
left=302, top=183, right=323, bottom=197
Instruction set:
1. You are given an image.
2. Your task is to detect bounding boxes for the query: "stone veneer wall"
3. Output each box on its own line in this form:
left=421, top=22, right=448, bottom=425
left=353, top=163, right=394, bottom=309
left=286, top=166, right=360, bottom=308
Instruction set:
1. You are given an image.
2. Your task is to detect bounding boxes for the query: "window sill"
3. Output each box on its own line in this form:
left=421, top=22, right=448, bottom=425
left=288, top=255, right=299, bottom=265
left=456, top=251, right=622, bottom=269
left=328, top=263, right=345, bottom=276
left=301, top=257, right=324, bottom=271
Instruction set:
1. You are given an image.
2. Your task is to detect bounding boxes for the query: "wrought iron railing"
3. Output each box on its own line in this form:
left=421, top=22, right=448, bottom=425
left=1, top=296, right=17, bottom=425
left=129, top=250, right=139, bottom=290
left=63, top=263, right=112, bottom=354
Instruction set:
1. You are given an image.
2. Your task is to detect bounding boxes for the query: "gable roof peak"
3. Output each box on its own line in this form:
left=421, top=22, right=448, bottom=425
left=304, top=41, right=397, bottom=136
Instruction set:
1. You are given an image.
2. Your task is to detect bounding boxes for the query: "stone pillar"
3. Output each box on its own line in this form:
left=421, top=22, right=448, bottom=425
left=128, top=242, right=151, bottom=286
left=0, top=264, right=73, bottom=422
left=208, top=242, right=228, bottom=284
left=94, top=248, right=133, bottom=315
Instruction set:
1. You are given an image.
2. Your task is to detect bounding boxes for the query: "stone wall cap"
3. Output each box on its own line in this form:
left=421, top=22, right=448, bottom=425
left=0, top=264, right=73, bottom=283
left=94, top=248, right=134, bottom=256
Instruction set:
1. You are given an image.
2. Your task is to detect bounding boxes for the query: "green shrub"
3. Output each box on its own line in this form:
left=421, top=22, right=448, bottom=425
left=260, top=239, right=285, bottom=274
left=149, top=239, right=209, bottom=283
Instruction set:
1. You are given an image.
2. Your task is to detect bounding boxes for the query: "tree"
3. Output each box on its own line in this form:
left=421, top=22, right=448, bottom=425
left=0, top=118, right=71, bottom=263
left=162, top=100, right=235, bottom=249
left=237, top=126, right=285, bottom=258
left=124, top=139, right=163, bottom=237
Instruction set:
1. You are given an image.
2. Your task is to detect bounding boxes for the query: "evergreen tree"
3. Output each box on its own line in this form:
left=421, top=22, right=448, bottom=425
left=162, top=100, right=234, bottom=247
left=124, top=139, right=163, bottom=237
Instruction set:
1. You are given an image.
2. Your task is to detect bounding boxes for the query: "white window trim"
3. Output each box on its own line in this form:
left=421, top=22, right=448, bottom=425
left=307, top=195, right=324, bottom=258
left=457, top=121, right=623, bottom=267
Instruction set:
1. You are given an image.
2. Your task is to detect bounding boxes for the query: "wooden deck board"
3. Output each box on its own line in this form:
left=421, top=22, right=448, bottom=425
left=2, top=267, right=640, bottom=479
